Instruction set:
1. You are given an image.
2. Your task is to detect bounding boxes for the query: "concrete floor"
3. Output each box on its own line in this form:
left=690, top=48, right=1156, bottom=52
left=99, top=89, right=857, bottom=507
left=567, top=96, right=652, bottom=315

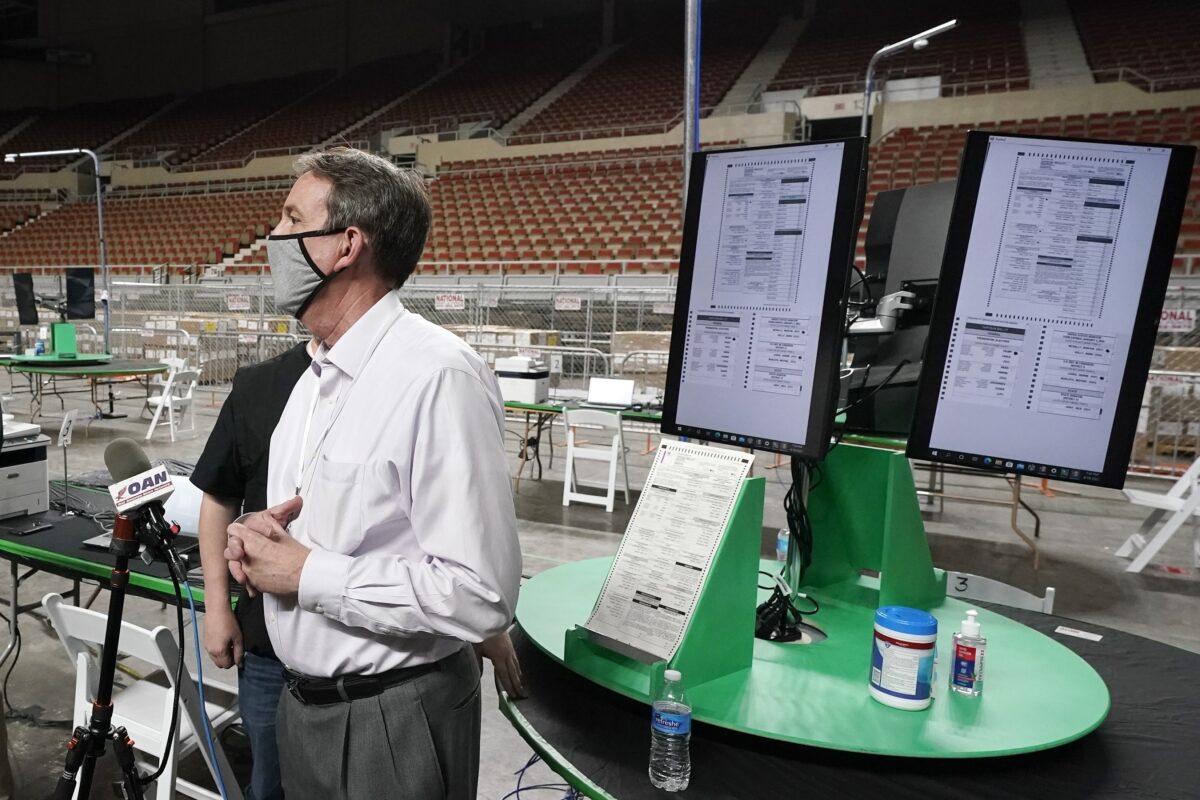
left=0, top=369, right=1197, bottom=798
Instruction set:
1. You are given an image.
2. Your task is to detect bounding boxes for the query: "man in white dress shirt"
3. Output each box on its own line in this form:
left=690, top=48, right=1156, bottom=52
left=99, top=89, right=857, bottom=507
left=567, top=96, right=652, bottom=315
left=223, top=147, right=521, bottom=799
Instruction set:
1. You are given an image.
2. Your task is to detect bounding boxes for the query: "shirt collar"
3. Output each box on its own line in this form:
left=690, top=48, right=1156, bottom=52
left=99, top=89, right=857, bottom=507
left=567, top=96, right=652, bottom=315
left=312, top=290, right=404, bottom=380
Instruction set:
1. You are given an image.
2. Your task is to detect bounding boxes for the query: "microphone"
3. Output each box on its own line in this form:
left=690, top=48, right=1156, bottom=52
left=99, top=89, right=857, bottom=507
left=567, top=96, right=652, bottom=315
left=104, top=438, right=180, bottom=560
left=105, top=438, right=175, bottom=514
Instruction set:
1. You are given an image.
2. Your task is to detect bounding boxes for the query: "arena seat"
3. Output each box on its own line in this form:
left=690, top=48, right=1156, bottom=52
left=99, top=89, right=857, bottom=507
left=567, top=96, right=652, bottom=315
left=345, top=31, right=594, bottom=143
left=0, top=185, right=286, bottom=268
left=514, top=8, right=773, bottom=141
left=187, top=56, right=435, bottom=168
left=1073, top=0, right=1200, bottom=91
left=0, top=96, right=170, bottom=178
left=768, top=2, right=1028, bottom=97
left=0, top=204, right=42, bottom=234
left=109, top=73, right=332, bottom=166
left=419, top=146, right=684, bottom=273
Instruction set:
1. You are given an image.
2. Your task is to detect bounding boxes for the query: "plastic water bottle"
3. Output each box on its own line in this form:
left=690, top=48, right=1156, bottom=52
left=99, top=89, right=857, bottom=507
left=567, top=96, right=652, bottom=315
left=776, top=527, right=790, bottom=561
left=649, top=669, right=691, bottom=791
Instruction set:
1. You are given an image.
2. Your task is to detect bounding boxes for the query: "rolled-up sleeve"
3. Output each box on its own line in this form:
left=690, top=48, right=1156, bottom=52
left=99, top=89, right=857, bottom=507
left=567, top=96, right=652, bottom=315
left=298, top=367, right=521, bottom=643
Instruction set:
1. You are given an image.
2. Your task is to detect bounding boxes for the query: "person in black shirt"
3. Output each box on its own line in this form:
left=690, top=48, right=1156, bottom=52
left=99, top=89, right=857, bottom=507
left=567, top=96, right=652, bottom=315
left=194, top=342, right=525, bottom=800
left=193, top=342, right=312, bottom=800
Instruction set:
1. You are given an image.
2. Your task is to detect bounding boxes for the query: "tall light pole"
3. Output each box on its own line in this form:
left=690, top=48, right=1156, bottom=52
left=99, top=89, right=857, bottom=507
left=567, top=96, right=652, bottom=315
left=4, top=148, right=110, bottom=353
left=683, top=0, right=701, bottom=202
left=860, top=20, right=958, bottom=141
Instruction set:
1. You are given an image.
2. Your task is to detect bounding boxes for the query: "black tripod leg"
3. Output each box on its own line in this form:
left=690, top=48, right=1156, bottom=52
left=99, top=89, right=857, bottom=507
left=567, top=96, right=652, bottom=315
left=50, top=516, right=144, bottom=800
left=52, top=726, right=90, bottom=800
left=74, top=728, right=102, bottom=800
left=111, top=727, right=145, bottom=800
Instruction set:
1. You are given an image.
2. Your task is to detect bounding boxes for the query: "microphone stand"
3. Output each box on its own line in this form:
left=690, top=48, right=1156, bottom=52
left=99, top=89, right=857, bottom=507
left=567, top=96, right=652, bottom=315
left=53, top=513, right=145, bottom=800
left=53, top=510, right=186, bottom=800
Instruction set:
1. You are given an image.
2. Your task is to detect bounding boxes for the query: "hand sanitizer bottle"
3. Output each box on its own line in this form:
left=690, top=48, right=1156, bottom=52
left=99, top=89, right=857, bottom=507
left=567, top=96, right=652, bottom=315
left=951, top=609, right=986, bottom=697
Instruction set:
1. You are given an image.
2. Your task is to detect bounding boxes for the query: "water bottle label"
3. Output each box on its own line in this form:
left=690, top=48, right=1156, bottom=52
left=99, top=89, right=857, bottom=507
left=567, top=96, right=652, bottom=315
left=652, top=709, right=691, bottom=735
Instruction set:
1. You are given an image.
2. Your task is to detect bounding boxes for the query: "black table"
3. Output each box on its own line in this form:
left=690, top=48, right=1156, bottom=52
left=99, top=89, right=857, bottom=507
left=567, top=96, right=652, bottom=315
left=0, top=510, right=205, bottom=656
left=500, top=611, right=1200, bottom=800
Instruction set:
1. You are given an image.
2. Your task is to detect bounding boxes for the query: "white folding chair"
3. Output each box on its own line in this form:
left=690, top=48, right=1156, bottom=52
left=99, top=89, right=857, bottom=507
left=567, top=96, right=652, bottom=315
left=143, top=365, right=178, bottom=434
left=945, top=571, right=1056, bottom=613
left=143, top=357, right=186, bottom=409
left=144, top=368, right=201, bottom=442
left=561, top=407, right=630, bottom=513
left=41, top=592, right=243, bottom=800
left=1117, top=457, right=1200, bottom=573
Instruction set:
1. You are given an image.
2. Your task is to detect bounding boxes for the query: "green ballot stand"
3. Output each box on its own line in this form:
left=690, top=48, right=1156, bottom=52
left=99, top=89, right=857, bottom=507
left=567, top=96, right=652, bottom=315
left=518, top=443, right=1110, bottom=758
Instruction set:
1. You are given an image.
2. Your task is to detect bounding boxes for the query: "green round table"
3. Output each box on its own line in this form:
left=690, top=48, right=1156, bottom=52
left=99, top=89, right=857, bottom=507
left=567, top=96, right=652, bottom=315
left=3, top=353, right=113, bottom=366
left=517, top=557, right=1110, bottom=758
left=4, top=358, right=169, bottom=419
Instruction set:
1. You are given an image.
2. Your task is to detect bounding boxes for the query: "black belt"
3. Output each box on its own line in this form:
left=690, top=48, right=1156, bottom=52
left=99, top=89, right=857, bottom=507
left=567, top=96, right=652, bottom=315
left=284, top=659, right=443, bottom=706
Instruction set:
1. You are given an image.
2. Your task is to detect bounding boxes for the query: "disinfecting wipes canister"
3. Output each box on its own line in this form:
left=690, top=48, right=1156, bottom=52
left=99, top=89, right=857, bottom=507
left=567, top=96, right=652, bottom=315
left=869, top=606, right=938, bottom=711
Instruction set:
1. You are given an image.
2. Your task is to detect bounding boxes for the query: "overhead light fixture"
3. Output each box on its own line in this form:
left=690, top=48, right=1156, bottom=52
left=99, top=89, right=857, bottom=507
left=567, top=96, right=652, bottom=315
left=861, top=20, right=959, bottom=138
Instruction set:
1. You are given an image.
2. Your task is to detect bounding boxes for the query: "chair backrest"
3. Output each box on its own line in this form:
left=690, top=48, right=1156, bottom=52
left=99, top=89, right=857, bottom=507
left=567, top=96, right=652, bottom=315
left=1167, top=456, right=1200, bottom=499
left=564, top=407, right=623, bottom=438
left=172, top=369, right=201, bottom=400
left=151, top=358, right=186, bottom=389
left=152, top=366, right=178, bottom=396
left=944, top=571, right=1056, bottom=614
left=42, top=592, right=183, bottom=703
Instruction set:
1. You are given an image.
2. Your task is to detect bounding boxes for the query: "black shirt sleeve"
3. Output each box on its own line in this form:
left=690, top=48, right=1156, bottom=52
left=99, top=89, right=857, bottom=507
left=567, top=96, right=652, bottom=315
left=189, top=374, right=246, bottom=502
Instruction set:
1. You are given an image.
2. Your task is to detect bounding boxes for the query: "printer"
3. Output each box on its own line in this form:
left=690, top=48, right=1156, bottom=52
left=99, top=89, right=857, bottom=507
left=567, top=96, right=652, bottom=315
left=1, top=418, right=49, bottom=520
left=494, top=356, right=550, bottom=404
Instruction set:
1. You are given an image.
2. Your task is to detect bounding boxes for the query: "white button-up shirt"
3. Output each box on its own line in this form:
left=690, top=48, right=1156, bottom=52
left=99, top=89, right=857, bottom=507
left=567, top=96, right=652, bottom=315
left=264, top=290, right=521, bottom=677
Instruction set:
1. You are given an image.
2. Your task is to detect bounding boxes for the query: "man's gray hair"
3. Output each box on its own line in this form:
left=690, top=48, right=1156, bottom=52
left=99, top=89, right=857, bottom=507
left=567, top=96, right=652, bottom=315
left=293, top=147, right=431, bottom=288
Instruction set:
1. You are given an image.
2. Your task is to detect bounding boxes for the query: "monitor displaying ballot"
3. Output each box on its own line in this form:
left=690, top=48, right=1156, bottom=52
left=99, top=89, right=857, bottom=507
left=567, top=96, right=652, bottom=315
left=661, top=138, right=866, bottom=459
left=907, top=131, right=1196, bottom=489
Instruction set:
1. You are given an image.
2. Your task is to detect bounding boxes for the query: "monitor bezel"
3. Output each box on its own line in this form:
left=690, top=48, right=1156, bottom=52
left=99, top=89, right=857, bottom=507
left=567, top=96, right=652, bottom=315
left=660, top=137, right=867, bottom=460
left=905, top=130, right=1196, bottom=489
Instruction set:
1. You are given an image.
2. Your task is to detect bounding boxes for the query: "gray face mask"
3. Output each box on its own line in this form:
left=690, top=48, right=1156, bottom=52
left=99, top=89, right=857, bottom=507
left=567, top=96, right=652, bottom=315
left=267, top=227, right=347, bottom=319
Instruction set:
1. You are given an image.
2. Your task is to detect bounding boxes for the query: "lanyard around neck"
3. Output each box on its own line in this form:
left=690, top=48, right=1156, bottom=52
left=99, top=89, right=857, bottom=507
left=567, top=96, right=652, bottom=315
left=293, top=294, right=404, bottom=496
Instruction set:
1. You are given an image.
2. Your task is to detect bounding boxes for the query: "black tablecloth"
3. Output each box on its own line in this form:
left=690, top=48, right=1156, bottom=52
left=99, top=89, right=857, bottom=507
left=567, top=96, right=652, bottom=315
left=0, top=510, right=196, bottom=603
left=509, top=609, right=1200, bottom=800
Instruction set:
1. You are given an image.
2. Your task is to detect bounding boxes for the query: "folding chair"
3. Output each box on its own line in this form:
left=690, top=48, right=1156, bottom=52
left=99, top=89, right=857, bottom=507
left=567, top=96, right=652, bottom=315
left=561, top=407, right=630, bottom=513
left=1117, top=457, right=1200, bottom=573
left=144, top=369, right=201, bottom=441
left=945, top=571, right=1056, bottom=613
left=41, top=592, right=243, bottom=800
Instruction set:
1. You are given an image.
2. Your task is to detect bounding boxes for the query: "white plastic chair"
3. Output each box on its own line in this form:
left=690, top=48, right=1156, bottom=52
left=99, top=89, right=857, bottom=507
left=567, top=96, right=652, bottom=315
left=144, top=368, right=201, bottom=442
left=41, top=592, right=242, bottom=800
left=1117, top=457, right=1200, bottom=573
left=561, top=407, right=630, bottom=513
left=143, top=358, right=186, bottom=410
left=945, top=571, right=1056, bottom=613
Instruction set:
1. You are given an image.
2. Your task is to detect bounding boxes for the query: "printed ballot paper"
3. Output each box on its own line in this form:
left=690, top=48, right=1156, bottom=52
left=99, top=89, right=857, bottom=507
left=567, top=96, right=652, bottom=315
left=584, top=440, right=754, bottom=662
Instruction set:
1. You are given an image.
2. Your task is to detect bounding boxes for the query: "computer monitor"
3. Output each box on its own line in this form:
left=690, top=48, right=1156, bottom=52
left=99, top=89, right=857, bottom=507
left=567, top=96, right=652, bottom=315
left=661, top=138, right=867, bottom=459
left=907, top=131, right=1196, bottom=489
left=65, top=268, right=96, bottom=319
left=12, top=273, right=37, bottom=326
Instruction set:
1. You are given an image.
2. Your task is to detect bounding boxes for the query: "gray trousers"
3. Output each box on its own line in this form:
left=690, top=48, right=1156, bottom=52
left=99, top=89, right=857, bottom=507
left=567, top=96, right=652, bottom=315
left=276, top=647, right=482, bottom=800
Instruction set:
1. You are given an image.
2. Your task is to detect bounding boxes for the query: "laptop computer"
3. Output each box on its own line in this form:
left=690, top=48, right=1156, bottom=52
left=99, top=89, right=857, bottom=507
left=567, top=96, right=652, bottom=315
left=582, top=378, right=636, bottom=410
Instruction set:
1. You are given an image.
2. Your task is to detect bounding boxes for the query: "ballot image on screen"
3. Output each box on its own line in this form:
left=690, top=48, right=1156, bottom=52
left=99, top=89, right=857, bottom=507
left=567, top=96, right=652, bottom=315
left=662, top=139, right=865, bottom=458
left=908, top=132, right=1194, bottom=488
